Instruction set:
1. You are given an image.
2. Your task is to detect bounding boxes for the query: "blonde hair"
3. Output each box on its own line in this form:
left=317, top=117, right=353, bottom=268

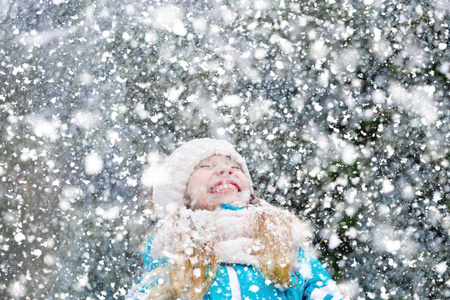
left=145, top=202, right=304, bottom=299
left=144, top=214, right=219, bottom=300
left=252, top=211, right=299, bottom=287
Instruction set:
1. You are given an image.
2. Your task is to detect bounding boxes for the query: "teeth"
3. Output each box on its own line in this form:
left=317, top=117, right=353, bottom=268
left=211, top=183, right=238, bottom=193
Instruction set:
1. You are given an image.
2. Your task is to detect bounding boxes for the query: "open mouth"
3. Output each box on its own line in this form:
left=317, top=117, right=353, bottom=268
left=209, top=180, right=241, bottom=194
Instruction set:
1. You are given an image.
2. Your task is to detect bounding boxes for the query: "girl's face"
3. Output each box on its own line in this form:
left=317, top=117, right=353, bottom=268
left=186, top=155, right=251, bottom=210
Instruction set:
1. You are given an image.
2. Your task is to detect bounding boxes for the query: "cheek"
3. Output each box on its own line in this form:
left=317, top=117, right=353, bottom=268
left=187, top=173, right=209, bottom=195
left=237, top=173, right=250, bottom=190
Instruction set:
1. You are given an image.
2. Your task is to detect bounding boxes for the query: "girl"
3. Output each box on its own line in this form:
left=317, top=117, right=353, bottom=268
left=127, top=138, right=342, bottom=300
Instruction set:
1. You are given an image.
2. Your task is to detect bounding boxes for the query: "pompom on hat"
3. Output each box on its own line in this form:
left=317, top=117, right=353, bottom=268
left=152, top=138, right=253, bottom=218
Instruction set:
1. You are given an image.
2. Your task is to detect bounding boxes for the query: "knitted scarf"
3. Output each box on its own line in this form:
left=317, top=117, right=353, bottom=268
left=150, top=201, right=311, bottom=269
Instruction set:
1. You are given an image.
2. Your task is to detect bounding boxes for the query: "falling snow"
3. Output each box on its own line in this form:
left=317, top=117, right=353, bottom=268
left=0, top=0, right=449, bottom=299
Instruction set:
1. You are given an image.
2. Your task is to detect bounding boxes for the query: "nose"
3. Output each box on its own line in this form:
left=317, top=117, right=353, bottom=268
left=216, top=165, right=233, bottom=176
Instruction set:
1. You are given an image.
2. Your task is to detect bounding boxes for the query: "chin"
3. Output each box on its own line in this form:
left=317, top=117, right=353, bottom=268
left=223, top=197, right=250, bottom=205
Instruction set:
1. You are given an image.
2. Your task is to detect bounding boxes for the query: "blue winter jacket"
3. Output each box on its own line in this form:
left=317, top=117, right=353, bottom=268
left=126, top=237, right=342, bottom=300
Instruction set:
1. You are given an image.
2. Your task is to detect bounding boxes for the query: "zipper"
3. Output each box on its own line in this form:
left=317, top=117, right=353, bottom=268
left=225, top=266, right=242, bottom=300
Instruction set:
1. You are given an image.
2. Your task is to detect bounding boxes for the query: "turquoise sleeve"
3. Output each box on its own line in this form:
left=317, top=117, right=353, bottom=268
left=126, top=237, right=163, bottom=299
left=142, top=236, right=162, bottom=272
left=295, top=249, right=343, bottom=300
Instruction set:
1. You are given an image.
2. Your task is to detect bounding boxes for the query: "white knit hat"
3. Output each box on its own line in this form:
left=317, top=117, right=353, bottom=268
left=152, top=138, right=253, bottom=218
